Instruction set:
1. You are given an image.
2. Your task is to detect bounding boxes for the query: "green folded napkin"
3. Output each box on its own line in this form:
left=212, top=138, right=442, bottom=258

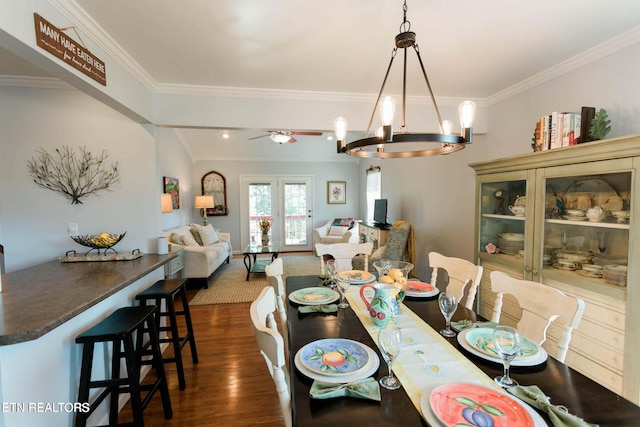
left=507, top=385, right=599, bottom=427
left=298, top=304, right=338, bottom=314
left=309, top=377, right=381, bottom=401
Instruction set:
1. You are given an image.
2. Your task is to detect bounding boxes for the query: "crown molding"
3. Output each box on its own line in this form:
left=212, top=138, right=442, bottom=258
left=154, top=83, right=482, bottom=107
left=487, top=24, right=640, bottom=105
left=193, top=155, right=358, bottom=163
left=0, top=75, right=72, bottom=89
left=50, top=0, right=158, bottom=91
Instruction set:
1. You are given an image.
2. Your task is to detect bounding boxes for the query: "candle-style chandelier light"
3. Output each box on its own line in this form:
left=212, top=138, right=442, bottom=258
left=334, top=1, right=476, bottom=159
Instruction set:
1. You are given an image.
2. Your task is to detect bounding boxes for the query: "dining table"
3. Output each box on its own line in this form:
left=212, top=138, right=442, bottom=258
left=286, top=274, right=640, bottom=426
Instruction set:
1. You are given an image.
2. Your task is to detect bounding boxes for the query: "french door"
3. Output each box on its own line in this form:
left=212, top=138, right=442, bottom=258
left=240, top=175, right=314, bottom=251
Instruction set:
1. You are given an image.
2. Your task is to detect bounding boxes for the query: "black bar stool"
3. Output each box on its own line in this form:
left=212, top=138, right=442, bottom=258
left=75, top=305, right=172, bottom=427
left=135, top=278, right=198, bottom=390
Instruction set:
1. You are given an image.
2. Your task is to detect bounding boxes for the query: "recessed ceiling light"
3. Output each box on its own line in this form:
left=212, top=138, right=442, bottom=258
left=327, top=136, right=334, bottom=141
left=221, top=132, right=230, bottom=139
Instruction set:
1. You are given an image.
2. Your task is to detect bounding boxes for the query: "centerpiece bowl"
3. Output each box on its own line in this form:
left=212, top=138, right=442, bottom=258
left=373, top=260, right=414, bottom=303
left=71, top=232, right=127, bottom=254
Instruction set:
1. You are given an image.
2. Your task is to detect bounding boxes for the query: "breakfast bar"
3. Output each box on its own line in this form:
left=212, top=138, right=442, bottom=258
left=0, top=254, right=175, bottom=427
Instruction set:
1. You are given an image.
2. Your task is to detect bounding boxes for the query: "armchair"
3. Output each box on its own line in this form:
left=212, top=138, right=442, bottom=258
left=352, top=221, right=415, bottom=276
left=313, top=218, right=359, bottom=245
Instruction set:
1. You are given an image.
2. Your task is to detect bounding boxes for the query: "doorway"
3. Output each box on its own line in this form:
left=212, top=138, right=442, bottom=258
left=240, top=175, right=314, bottom=252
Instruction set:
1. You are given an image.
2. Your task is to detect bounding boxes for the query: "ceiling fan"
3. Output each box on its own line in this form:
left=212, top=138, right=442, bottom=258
left=249, top=130, right=323, bottom=144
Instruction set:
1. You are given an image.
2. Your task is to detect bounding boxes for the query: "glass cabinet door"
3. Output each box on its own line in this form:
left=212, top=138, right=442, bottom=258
left=537, top=159, right=632, bottom=299
left=477, top=170, right=536, bottom=279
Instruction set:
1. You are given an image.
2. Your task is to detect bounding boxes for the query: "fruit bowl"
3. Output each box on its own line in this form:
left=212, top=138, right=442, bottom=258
left=71, top=232, right=127, bottom=254
left=373, top=260, right=414, bottom=303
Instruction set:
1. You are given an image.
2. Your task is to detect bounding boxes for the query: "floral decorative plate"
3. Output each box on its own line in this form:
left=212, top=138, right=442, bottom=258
left=429, top=382, right=534, bottom=427
left=464, top=328, right=539, bottom=360
left=458, top=328, right=548, bottom=366
left=299, top=339, right=369, bottom=376
left=336, top=270, right=374, bottom=283
left=405, top=281, right=439, bottom=298
left=289, top=287, right=339, bottom=305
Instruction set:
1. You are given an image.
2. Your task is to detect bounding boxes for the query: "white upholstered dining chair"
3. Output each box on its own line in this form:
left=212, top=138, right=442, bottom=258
left=250, top=286, right=291, bottom=427
left=429, top=252, right=483, bottom=310
left=265, top=257, right=287, bottom=322
left=489, top=271, right=586, bottom=363
left=315, top=242, right=374, bottom=275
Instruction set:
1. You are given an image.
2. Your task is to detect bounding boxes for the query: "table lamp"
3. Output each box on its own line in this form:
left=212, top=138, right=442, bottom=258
left=194, top=195, right=214, bottom=225
left=161, top=193, right=173, bottom=213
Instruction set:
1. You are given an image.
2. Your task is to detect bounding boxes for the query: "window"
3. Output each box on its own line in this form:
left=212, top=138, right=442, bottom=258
left=366, top=166, right=381, bottom=221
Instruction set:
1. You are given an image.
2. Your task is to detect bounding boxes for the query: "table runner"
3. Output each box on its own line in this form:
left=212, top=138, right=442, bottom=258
left=345, top=287, right=501, bottom=420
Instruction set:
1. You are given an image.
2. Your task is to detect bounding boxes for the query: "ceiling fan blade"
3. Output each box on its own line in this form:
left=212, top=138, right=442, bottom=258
left=288, top=137, right=297, bottom=143
left=248, top=134, right=270, bottom=140
left=292, top=131, right=323, bottom=136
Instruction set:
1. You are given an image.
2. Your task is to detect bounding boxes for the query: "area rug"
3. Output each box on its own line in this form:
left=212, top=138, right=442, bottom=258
left=189, top=255, right=320, bottom=305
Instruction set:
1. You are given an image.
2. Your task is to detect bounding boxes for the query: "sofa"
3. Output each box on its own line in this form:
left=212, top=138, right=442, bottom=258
left=162, top=224, right=232, bottom=287
left=313, top=218, right=360, bottom=245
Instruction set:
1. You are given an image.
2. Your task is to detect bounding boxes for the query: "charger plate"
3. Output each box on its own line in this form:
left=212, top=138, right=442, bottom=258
left=336, top=270, right=374, bottom=284
left=420, top=382, right=545, bottom=427
left=299, top=338, right=369, bottom=376
left=289, top=287, right=339, bottom=305
left=405, top=281, right=439, bottom=298
left=294, top=340, right=379, bottom=383
left=458, top=328, right=548, bottom=366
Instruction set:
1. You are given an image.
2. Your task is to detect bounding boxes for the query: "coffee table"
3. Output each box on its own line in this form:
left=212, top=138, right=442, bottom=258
left=242, top=241, right=282, bottom=281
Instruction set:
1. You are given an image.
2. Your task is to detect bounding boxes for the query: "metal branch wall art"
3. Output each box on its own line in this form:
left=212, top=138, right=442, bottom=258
left=27, top=145, right=120, bottom=204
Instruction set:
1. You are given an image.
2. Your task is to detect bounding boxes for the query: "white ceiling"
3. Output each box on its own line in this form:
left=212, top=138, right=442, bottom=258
left=4, top=0, right=640, bottom=158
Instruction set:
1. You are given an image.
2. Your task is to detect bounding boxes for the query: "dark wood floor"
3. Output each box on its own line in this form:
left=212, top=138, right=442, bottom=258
left=117, top=254, right=303, bottom=426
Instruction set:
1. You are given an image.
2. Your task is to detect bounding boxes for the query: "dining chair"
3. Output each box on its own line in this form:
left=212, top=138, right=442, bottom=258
left=250, top=286, right=292, bottom=427
left=489, top=271, right=586, bottom=363
left=265, top=257, right=287, bottom=322
left=428, top=251, right=483, bottom=310
left=315, top=242, right=374, bottom=275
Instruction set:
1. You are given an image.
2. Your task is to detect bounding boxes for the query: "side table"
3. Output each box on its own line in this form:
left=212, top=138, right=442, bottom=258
left=164, top=246, right=184, bottom=278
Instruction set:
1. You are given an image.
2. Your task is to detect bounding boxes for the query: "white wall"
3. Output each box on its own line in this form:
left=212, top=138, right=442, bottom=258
left=156, top=127, right=198, bottom=231
left=0, top=86, right=158, bottom=272
left=488, top=42, right=640, bottom=154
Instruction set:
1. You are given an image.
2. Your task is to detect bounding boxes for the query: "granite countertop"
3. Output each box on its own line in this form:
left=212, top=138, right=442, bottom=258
left=0, top=253, right=175, bottom=345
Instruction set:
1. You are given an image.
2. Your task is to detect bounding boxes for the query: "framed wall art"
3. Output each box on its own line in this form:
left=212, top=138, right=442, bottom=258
left=327, top=181, right=346, bottom=204
left=163, top=176, right=180, bottom=209
left=201, top=171, right=229, bottom=215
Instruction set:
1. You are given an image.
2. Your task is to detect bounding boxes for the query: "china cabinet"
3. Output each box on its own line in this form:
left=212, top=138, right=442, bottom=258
left=470, top=134, right=640, bottom=404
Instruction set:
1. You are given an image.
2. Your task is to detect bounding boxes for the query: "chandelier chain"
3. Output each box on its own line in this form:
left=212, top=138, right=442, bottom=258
left=400, top=0, right=411, bottom=33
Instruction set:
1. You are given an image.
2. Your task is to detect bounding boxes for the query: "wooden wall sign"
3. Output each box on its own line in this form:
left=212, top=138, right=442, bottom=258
left=34, top=13, right=106, bottom=86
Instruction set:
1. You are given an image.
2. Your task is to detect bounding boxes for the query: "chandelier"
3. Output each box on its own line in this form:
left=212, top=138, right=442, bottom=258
left=334, top=1, right=476, bottom=159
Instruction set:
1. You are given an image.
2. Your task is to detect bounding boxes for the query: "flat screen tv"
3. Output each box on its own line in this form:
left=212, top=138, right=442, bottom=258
left=373, top=199, right=388, bottom=226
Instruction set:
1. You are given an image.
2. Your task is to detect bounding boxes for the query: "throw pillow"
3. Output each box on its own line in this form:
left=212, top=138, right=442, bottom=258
left=169, top=233, right=183, bottom=245
left=372, top=246, right=386, bottom=259
left=181, top=233, right=200, bottom=246
left=189, top=228, right=204, bottom=245
left=194, top=224, right=220, bottom=246
left=328, top=226, right=349, bottom=236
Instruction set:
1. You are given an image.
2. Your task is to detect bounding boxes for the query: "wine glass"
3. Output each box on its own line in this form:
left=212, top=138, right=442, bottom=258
left=378, top=327, right=403, bottom=390
left=438, top=292, right=458, bottom=337
left=324, top=259, right=337, bottom=288
left=493, top=326, right=521, bottom=387
left=561, top=229, right=569, bottom=249
left=335, top=278, right=350, bottom=308
left=597, top=231, right=608, bottom=257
